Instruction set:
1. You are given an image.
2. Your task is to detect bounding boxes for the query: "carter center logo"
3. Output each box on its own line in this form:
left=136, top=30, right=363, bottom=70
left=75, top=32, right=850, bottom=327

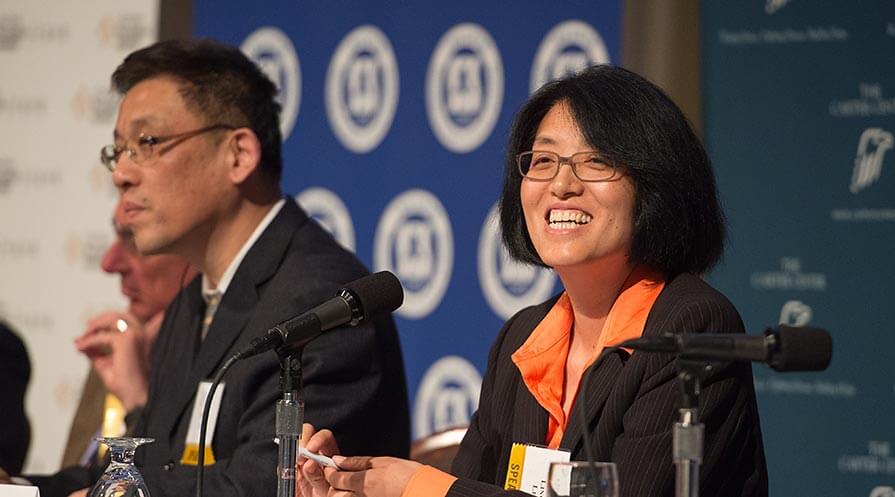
left=326, top=25, right=399, bottom=154
left=413, top=355, right=481, bottom=439
left=295, top=188, right=356, bottom=252
left=0, top=157, right=16, bottom=194
left=530, top=20, right=610, bottom=93
left=0, top=15, right=25, bottom=50
left=97, top=13, right=148, bottom=50
left=374, top=189, right=454, bottom=319
left=426, top=23, right=504, bottom=153
left=71, top=85, right=118, bottom=124
left=241, top=26, right=301, bottom=140
left=850, top=127, right=892, bottom=193
left=478, top=204, right=557, bottom=319
left=779, top=300, right=812, bottom=327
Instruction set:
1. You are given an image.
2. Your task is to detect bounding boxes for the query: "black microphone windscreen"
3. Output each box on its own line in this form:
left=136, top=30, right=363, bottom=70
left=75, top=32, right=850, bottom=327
left=772, top=326, right=833, bottom=372
left=344, top=271, right=404, bottom=320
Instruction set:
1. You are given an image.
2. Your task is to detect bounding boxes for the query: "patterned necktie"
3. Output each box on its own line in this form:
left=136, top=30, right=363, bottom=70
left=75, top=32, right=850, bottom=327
left=201, top=290, right=222, bottom=340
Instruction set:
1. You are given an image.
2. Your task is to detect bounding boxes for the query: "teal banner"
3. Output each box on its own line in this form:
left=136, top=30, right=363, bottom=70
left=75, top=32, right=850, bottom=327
left=703, top=1, right=895, bottom=496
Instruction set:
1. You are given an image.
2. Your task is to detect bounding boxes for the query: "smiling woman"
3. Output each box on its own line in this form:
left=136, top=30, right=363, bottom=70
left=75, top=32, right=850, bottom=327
left=299, top=65, right=767, bottom=497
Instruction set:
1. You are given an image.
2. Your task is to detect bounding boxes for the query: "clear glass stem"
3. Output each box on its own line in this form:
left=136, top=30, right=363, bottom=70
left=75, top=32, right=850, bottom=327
left=109, top=445, right=137, bottom=465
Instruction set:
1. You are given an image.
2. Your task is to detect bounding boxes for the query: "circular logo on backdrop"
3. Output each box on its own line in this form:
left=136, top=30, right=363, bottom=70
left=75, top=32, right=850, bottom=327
left=374, top=189, right=453, bottom=319
left=871, top=487, right=895, bottom=497
left=295, top=188, right=356, bottom=252
left=779, top=300, right=812, bottom=327
left=426, top=23, right=504, bottom=153
left=326, top=25, right=399, bottom=153
left=241, top=27, right=301, bottom=140
left=530, top=20, right=610, bottom=93
left=413, top=355, right=482, bottom=439
left=478, top=204, right=557, bottom=319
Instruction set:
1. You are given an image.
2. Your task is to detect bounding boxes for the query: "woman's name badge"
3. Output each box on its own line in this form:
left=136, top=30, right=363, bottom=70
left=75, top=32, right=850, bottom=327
left=504, top=442, right=570, bottom=496
left=180, top=380, right=225, bottom=466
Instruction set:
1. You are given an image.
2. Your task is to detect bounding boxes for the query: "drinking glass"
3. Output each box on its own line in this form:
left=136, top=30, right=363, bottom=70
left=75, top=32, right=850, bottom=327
left=546, top=461, right=619, bottom=497
left=88, top=437, right=154, bottom=497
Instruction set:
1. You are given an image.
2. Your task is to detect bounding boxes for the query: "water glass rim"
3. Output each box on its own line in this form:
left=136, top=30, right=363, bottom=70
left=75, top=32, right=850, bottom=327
left=93, top=436, right=156, bottom=447
left=547, top=460, right=619, bottom=497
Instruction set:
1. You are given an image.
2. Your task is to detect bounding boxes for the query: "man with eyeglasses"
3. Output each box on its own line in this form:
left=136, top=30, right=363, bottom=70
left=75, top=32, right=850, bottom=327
left=88, top=39, right=410, bottom=497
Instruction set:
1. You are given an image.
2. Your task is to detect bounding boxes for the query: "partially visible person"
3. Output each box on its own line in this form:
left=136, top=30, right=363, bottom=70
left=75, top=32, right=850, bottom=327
left=0, top=320, right=31, bottom=475
left=299, top=65, right=767, bottom=497
left=76, top=38, right=409, bottom=497
left=4, top=206, right=194, bottom=497
left=65, top=207, right=194, bottom=469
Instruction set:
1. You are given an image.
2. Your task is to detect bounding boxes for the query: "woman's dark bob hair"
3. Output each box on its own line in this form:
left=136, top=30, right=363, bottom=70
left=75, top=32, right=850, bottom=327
left=499, top=65, right=725, bottom=276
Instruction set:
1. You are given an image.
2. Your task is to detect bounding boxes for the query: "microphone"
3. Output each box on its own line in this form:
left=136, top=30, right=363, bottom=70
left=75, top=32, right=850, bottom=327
left=235, top=271, right=404, bottom=359
left=619, top=325, right=832, bottom=372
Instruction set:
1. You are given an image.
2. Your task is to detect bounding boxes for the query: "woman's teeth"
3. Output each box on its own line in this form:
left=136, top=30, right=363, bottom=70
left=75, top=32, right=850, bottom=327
left=548, top=209, right=592, bottom=229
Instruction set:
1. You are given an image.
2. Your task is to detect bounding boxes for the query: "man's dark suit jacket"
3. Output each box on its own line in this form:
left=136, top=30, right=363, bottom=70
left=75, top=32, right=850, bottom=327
left=0, top=321, right=30, bottom=475
left=448, top=273, right=768, bottom=497
left=133, top=199, right=409, bottom=497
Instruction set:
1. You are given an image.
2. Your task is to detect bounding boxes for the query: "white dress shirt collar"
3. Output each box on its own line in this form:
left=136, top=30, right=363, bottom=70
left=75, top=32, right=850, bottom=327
left=202, top=197, right=287, bottom=299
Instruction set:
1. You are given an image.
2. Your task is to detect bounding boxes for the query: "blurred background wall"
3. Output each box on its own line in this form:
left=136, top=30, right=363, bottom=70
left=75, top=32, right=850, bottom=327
left=0, top=0, right=160, bottom=472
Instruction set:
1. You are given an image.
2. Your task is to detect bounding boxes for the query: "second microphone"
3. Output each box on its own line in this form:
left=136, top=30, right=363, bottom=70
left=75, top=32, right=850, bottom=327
left=236, top=270, right=404, bottom=359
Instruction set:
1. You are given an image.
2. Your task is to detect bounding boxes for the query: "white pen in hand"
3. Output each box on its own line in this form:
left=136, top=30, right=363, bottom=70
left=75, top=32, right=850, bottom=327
left=300, top=447, right=340, bottom=469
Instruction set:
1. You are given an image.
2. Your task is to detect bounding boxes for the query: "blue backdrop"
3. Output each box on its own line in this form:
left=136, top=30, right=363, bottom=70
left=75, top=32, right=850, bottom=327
left=703, top=1, right=895, bottom=496
left=194, top=1, right=621, bottom=441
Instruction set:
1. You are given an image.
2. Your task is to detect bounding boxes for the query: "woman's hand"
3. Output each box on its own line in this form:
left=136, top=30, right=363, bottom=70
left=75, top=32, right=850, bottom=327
left=297, top=423, right=341, bottom=497
left=326, top=456, right=421, bottom=497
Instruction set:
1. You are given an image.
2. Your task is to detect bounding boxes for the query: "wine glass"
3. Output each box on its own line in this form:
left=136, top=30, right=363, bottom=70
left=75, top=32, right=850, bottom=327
left=546, top=461, right=619, bottom=497
left=88, top=437, right=155, bottom=497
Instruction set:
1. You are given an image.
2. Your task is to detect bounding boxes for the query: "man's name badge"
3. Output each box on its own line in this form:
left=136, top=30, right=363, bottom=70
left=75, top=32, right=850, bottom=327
left=180, top=380, right=225, bottom=466
left=504, top=442, right=571, bottom=496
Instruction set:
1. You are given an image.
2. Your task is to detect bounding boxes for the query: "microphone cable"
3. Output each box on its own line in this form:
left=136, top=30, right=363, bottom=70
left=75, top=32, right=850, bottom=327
left=575, top=346, right=621, bottom=492
left=195, top=352, right=242, bottom=497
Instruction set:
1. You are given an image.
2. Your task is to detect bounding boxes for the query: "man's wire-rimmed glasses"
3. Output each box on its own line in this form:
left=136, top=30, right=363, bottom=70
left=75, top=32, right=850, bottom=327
left=517, top=150, right=618, bottom=182
left=100, top=124, right=236, bottom=172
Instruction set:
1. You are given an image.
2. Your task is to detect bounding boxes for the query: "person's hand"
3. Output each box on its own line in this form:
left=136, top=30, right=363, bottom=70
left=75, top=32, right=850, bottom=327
left=67, top=489, right=88, bottom=497
left=326, top=456, right=421, bottom=497
left=74, top=311, right=150, bottom=411
left=296, top=424, right=341, bottom=497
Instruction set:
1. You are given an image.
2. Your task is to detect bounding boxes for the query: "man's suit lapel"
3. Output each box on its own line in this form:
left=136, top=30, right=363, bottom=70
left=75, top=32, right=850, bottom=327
left=156, top=200, right=306, bottom=435
left=188, top=285, right=254, bottom=386
left=149, top=280, right=203, bottom=437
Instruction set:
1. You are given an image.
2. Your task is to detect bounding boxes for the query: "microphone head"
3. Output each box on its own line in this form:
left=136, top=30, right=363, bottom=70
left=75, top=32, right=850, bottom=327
left=769, top=325, right=833, bottom=372
left=343, top=271, right=404, bottom=321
